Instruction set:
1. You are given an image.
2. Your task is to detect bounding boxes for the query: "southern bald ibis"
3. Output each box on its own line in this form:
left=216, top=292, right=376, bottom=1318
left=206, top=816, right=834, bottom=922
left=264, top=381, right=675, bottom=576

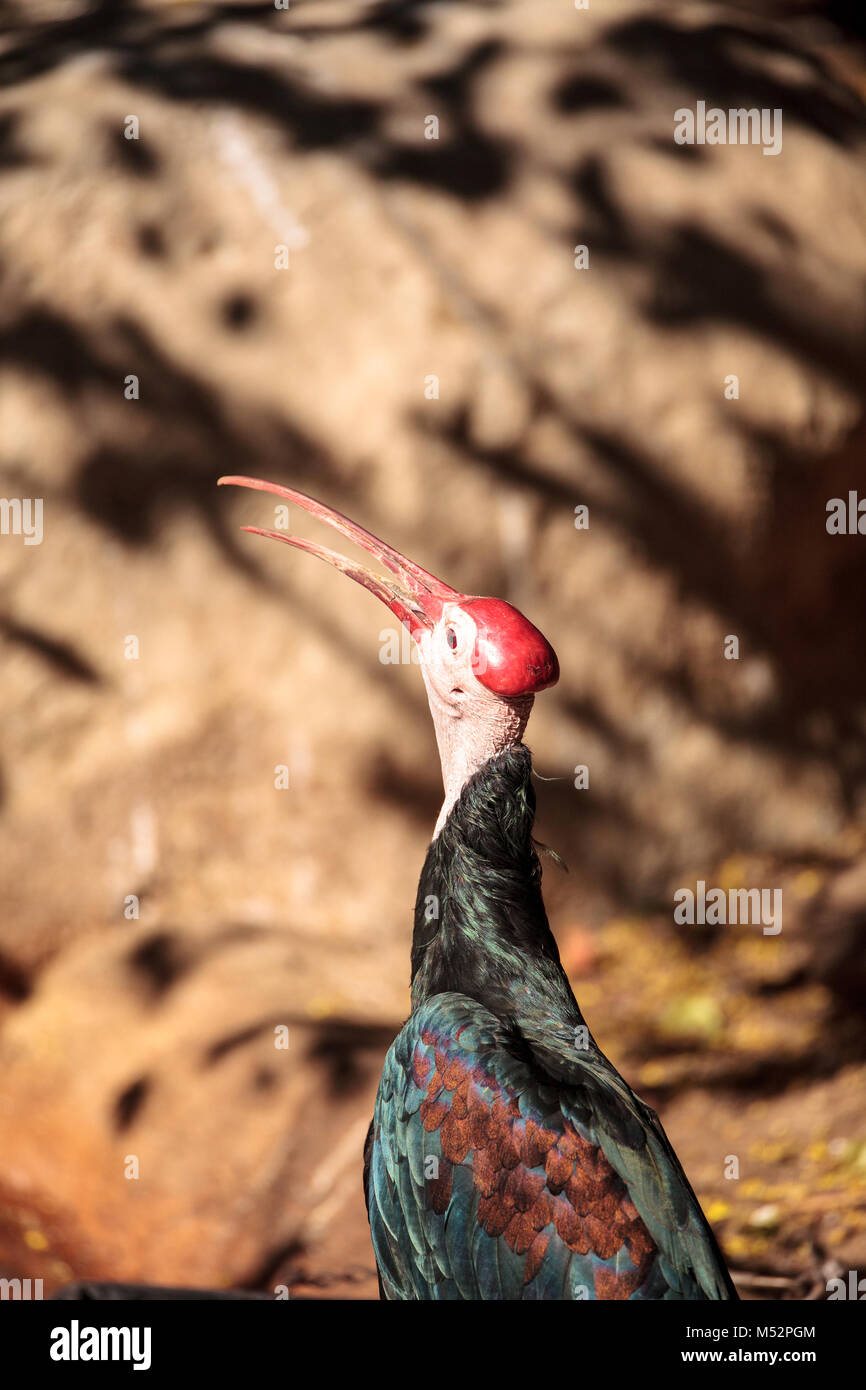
left=219, top=475, right=737, bottom=1302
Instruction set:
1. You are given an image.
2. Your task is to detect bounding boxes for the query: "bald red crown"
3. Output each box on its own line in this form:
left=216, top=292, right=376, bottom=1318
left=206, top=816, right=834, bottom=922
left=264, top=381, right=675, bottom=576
left=464, top=598, right=559, bottom=698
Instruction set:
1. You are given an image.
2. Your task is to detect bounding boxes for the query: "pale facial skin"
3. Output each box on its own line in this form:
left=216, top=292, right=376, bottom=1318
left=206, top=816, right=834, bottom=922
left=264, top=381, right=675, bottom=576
left=417, top=604, right=534, bottom=835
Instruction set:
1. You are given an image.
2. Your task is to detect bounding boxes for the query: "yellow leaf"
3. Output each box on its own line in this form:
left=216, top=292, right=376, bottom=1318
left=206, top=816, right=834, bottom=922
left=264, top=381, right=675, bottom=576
left=705, top=1200, right=731, bottom=1222
left=718, top=857, right=746, bottom=891
left=793, top=869, right=823, bottom=900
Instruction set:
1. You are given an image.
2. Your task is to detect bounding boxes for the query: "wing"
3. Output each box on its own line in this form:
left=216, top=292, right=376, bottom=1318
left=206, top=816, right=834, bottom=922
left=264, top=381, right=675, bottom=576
left=366, top=993, right=736, bottom=1300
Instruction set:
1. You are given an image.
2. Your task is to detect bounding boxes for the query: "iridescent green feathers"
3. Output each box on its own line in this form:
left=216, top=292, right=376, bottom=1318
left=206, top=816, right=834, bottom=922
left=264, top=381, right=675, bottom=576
left=365, top=747, right=737, bottom=1300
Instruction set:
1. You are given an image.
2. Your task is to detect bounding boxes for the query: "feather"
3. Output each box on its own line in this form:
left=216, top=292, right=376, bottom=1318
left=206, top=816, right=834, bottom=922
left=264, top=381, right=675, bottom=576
left=365, top=748, right=737, bottom=1300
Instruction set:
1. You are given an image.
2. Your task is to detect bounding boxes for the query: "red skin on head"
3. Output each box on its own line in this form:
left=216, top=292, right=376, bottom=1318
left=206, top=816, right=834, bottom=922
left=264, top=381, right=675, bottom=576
left=463, top=598, right=559, bottom=699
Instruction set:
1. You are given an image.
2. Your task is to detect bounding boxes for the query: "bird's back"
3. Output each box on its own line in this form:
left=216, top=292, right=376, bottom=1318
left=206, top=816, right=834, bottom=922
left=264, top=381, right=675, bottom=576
left=365, top=747, right=737, bottom=1300
left=366, top=992, right=735, bottom=1299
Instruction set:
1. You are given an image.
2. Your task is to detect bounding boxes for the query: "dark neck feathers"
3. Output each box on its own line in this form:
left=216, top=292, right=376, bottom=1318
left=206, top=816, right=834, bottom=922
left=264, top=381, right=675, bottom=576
left=411, top=745, right=582, bottom=1030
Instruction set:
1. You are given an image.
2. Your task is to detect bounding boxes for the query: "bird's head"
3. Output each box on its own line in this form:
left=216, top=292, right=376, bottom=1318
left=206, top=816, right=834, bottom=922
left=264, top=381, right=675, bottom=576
left=218, top=476, right=558, bottom=831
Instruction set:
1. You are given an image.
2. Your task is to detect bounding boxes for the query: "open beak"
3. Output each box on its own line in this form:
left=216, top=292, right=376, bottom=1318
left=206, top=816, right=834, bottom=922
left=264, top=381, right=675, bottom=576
left=217, top=476, right=462, bottom=638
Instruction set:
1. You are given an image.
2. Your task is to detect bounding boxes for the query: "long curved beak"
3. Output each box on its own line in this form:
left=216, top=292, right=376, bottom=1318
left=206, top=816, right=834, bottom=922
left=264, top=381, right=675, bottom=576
left=218, top=476, right=462, bottom=637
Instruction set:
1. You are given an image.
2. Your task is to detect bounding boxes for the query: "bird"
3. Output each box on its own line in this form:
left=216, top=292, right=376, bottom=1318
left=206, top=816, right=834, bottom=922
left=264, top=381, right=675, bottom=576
left=219, top=474, right=738, bottom=1301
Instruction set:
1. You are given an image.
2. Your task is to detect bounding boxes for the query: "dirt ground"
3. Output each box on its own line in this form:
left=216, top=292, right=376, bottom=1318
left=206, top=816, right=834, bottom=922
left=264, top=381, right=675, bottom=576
left=0, top=0, right=864, bottom=1299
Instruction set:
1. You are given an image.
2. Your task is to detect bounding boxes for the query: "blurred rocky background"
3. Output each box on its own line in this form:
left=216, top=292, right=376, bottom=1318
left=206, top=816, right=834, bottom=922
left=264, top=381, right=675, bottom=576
left=0, top=0, right=864, bottom=1300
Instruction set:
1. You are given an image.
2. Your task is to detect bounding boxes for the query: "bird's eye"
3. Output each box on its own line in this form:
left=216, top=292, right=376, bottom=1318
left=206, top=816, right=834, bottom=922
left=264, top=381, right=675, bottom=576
left=445, top=626, right=458, bottom=651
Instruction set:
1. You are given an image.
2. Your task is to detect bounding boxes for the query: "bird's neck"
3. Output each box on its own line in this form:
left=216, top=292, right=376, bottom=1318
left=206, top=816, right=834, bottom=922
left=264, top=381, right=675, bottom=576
left=422, top=674, right=534, bottom=837
left=410, top=745, right=581, bottom=1030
